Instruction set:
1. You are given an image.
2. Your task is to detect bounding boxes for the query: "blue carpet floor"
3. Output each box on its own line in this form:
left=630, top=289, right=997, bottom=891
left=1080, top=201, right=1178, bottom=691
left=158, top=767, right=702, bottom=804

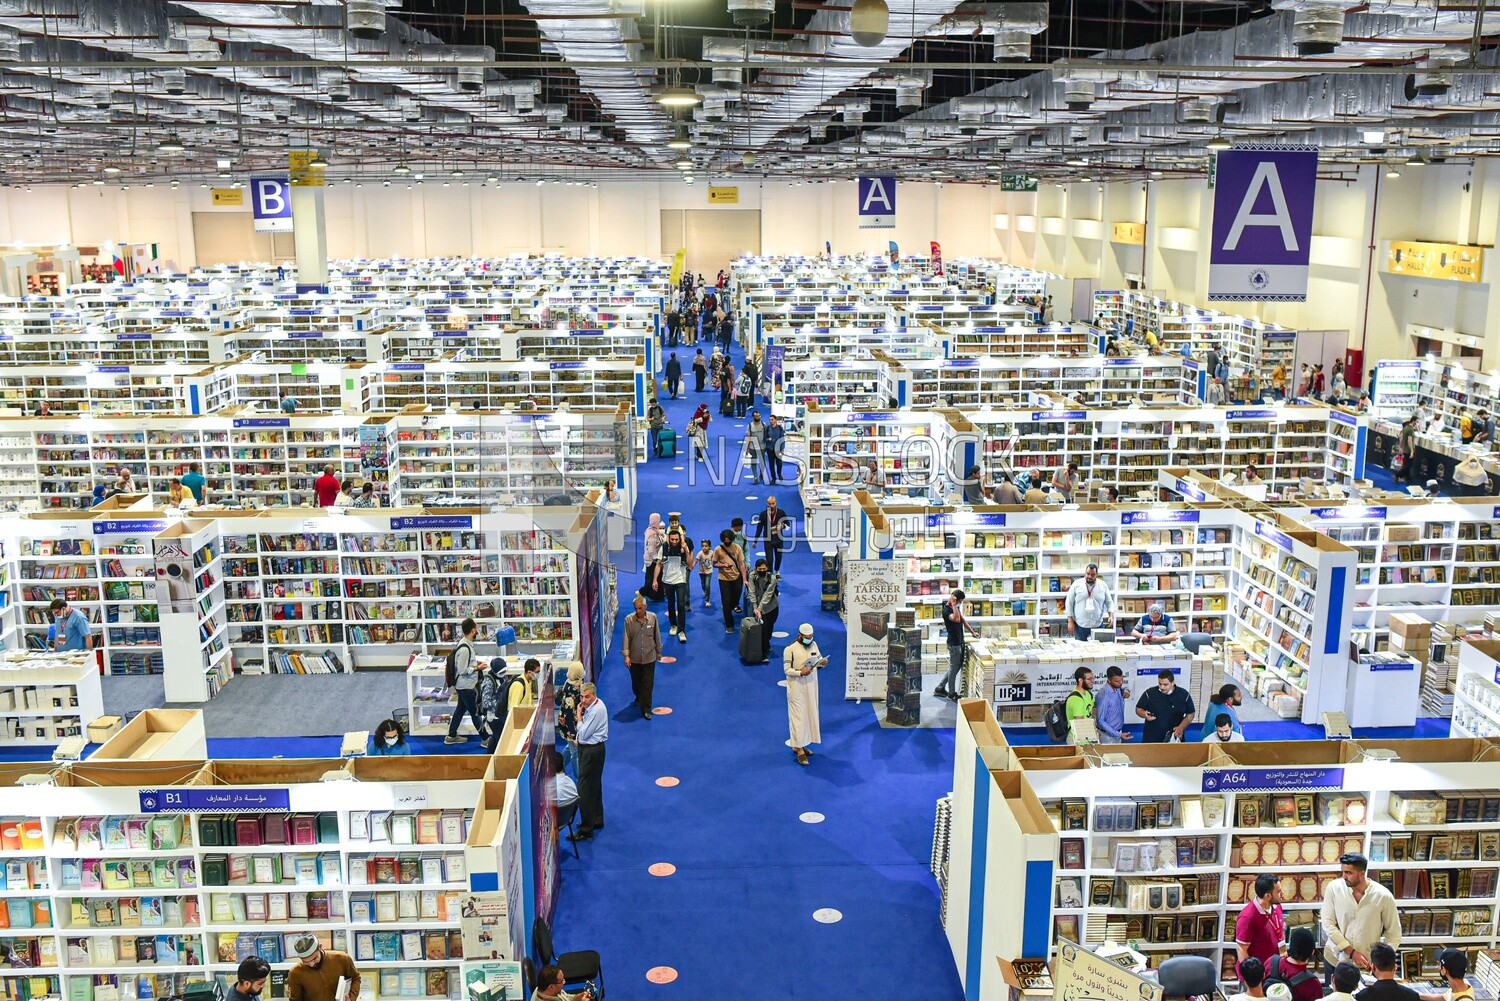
left=550, top=338, right=965, bottom=999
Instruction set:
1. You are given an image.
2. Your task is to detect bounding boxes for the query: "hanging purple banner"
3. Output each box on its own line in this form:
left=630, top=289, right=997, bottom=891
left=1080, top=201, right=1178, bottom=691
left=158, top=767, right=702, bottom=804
left=1208, top=145, right=1318, bottom=302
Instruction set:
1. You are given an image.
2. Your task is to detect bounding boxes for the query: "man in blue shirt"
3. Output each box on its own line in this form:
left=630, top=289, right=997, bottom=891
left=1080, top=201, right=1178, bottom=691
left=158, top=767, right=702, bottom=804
left=49, top=598, right=92, bottom=651
left=1095, top=666, right=1133, bottom=743
left=570, top=683, right=608, bottom=841
left=1132, top=603, right=1180, bottom=644
left=180, top=462, right=207, bottom=504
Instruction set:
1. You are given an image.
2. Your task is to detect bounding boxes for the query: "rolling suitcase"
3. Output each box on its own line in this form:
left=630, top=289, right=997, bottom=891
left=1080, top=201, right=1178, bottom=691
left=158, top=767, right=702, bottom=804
left=738, top=616, right=764, bottom=664
left=657, top=427, right=677, bottom=458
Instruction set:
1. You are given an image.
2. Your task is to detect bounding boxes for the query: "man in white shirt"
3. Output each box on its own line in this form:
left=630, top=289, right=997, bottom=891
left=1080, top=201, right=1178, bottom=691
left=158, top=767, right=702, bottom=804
left=1321, top=851, right=1401, bottom=975
left=1064, top=563, right=1113, bottom=641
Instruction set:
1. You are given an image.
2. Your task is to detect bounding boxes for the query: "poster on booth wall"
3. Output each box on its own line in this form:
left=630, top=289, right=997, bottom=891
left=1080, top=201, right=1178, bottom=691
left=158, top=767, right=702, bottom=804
left=844, top=559, right=908, bottom=700
left=1207, top=145, right=1317, bottom=302
left=461, top=961, right=523, bottom=1001
left=457, top=893, right=510, bottom=960
left=930, top=241, right=944, bottom=277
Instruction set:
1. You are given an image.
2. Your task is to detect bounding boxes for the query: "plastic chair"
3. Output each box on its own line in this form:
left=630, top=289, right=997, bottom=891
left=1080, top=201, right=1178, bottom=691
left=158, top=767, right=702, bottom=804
left=533, top=917, right=604, bottom=1000
left=1180, top=632, right=1215, bottom=655
left=557, top=799, right=582, bottom=859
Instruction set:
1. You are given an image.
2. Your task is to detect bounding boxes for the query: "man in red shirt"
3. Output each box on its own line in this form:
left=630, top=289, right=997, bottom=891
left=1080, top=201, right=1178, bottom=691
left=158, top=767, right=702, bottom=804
left=313, top=465, right=342, bottom=507
left=1236, top=873, right=1286, bottom=977
left=1268, top=928, right=1323, bottom=1001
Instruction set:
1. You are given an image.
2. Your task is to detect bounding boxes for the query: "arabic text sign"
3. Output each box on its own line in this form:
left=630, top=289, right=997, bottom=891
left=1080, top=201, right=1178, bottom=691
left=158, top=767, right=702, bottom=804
left=1201, top=766, right=1345, bottom=793
left=139, top=788, right=292, bottom=813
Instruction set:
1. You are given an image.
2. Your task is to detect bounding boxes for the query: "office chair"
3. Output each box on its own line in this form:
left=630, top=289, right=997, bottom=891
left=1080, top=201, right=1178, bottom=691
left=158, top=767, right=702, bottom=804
left=557, top=799, right=582, bottom=859
left=1158, top=955, right=1219, bottom=1000
left=533, top=917, right=604, bottom=1000
left=1180, top=632, right=1216, bottom=655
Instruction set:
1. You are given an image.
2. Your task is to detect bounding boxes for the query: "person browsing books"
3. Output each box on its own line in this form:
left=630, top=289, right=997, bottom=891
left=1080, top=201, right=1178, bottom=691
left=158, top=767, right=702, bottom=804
left=1355, top=945, right=1419, bottom=1001
left=1267, top=927, right=1322, bottom=1001
left=935, top=590, right=979, bottom=701
left=49, top=598, right=93, bottom=652
left=1064, top=563, right=1113, bottom=640
left=1418, top=950, right=1475, bottom=1001
left=1230, top=958, right=1268, bottom=1001
left=1322, top=852, right=1401, bottom=974
left=287, top=936, right=359, bottom=1001
left=1134, top=669, right=1195, bottom=742
left=1132, top=603, right=1180, bottom=644
left=1065, top=667, right=1096, bottom=745
left=232, top=956, right=272, bottom=1001
left=1203, top=714, right=1245, bottom=742
left=1199, top=684, right=1245, bottom=740
left=1328, top=963, right=1364, bottom=1001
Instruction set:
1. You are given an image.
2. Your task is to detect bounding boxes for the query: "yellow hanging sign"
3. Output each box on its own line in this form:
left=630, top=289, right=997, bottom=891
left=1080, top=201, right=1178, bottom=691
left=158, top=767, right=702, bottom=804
left=288, top=150, right=326, bottom=187
left=1111, top=222, right=1145, bottom=245
left=707, top=186, right=740, bottom=204
left=211, top=188, right=244, bottom=207
left=1386, top=240, right=1485, bottom=283
left=669, top=248, right=687, bottom=288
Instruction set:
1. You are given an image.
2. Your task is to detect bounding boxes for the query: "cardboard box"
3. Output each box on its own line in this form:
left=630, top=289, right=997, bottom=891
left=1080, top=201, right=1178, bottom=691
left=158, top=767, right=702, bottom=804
left=92, top=710, right=207, bottom=761
left=87, top=715, right=123, bottom=743
left=1390, top=613, right=1433, bottom=642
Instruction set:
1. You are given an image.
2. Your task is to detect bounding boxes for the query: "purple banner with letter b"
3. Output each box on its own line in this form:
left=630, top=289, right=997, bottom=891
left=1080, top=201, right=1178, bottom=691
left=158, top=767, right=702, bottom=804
left=1208, top=145, right=1318, bottom=302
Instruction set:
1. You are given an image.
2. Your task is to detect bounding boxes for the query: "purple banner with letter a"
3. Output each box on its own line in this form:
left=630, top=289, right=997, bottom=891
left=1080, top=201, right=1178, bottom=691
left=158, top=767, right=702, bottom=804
left=1208, top=145, right=1318, bottom=302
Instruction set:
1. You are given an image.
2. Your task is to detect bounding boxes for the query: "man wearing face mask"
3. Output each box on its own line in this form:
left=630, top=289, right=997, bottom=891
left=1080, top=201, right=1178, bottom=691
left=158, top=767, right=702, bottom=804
left=743, top=557, right=779, bottom=664
left=784, top=623, right=826, bottom=766
left=232, top=957, right=271, bottom=1001
left=287, top=935, right=360, bottom=1001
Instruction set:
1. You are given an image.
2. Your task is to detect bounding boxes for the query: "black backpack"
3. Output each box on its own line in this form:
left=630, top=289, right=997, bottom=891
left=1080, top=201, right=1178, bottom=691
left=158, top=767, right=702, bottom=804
left=1265, top=956, right=1318, bottom=994
left=1044, top=692, right=1083, bottom=744
left=444, top=640, right=471, bottom=688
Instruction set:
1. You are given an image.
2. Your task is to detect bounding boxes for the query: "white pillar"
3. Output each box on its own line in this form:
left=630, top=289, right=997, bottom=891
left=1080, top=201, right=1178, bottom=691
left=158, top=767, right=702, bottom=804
left=292, top=185, right=328, bottom=291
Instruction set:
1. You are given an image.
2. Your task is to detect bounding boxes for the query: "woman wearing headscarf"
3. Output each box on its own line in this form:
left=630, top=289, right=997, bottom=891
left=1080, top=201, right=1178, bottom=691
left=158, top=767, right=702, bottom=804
left=783, top=623, right=826, bottom=766
left=555, top=661, right=586, bottom=776
left=640, top=514, right=666, bottom=602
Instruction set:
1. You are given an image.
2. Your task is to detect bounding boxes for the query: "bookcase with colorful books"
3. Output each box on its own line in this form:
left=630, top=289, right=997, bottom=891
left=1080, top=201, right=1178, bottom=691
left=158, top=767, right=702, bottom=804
left=998, top=737, right=1500, bottom=983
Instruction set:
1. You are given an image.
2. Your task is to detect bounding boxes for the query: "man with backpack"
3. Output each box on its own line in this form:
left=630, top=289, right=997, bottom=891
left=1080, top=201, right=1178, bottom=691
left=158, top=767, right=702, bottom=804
left=444, top=617, right=486, bottom=745
left=1265, top=928, right=1322, bottom=1001
left=1062, top=667, right=1096, bottom=744
left=479, top=657, right=536, bottom=752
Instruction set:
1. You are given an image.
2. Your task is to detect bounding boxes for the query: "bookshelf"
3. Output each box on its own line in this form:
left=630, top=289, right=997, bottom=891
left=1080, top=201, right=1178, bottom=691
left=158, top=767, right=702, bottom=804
left=853, top=494, right=1358, bottom=725
left=0, top=651, right=103, bottom=746
left=151, top=521, right=232, bottom=703
left=0, top=763, right=500, bottom=1001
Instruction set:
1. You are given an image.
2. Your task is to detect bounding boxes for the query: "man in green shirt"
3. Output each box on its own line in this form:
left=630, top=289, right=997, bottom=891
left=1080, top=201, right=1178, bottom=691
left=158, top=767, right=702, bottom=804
left=1066, top=666, right=1096, bottom=745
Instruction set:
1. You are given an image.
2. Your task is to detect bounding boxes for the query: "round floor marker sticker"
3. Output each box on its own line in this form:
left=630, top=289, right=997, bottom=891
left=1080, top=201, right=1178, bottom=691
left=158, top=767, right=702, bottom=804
left=800, top=812, right=825, bottom=824
left=777, top=680, right=788, bottom=688
left=655, top=776, right=680, bottom=787
left=672, top=466, right=685, bottom=471
left=646, top=967, right=679, bottom=984
left=667, top=483, right=679, bottom=488
left=744, top=495, right=759, bottom=501
left=813, top=908, right=843, bottom=923
left=648, top=862, right=677, bottom=877
left=653, top=706, right=673, bottom=715
left=771, top=631, right=789, bottom=638
left=658, top=655, right=677, bottom=664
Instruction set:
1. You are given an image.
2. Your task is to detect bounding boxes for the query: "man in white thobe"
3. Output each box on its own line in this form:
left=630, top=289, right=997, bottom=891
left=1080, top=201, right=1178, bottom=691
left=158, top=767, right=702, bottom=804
left=783, top=622, right=824, bottom=766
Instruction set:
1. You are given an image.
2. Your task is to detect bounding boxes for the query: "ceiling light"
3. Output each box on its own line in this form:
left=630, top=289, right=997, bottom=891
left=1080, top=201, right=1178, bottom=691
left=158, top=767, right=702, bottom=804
left=1362, top=129, right=1385, bottom=145
left=307, top=151, right=328, bottom=168
left=413, top=173, right=424, bottom=181
left=536, top=179, right=545, bottom=186
left=1385, top=166, right=1401, bottom=178
left=170, top=180, right=180, bottom=189
left=1206, top=135, right=1232, bottom=151
left=93, top=179, right=104, bottom=186
left=1407, top=153, right=1425, bottom=166
left=156, top=137, right=184, bottom=154
left=849, top=0, right=889, bottom=46
left=102, top=165, right=121, bottom=175
left=450, top=167, right=463, bottom=177
left=1066, top=156, right=1087, bottom=167
left=393, top=164, right=411, bottom=175
left=675, top=159, right=692, bottom=170
left=655, top=85, right=701, bottom=108
left=667, top=127, right=691, bottom=151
